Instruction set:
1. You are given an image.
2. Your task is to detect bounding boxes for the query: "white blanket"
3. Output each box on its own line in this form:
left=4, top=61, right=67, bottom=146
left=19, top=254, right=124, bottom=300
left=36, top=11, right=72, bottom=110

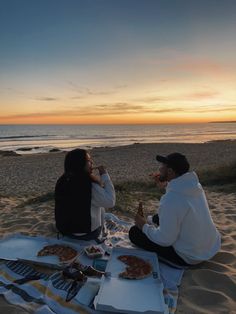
left=0, top=213, right=184, bottom=314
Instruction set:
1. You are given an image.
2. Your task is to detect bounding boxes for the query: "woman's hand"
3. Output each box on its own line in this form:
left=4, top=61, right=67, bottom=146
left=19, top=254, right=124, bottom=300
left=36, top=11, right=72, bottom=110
left=97, top=165, right=107, bottom=175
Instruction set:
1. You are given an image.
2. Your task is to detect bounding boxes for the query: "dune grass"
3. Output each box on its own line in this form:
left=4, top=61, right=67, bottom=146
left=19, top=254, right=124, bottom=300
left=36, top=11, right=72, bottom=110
left=198, top=160, right=236, bottom=193
left=113, top=181, right=162, bottom=216
left=20, top=161, right=235, bottom=216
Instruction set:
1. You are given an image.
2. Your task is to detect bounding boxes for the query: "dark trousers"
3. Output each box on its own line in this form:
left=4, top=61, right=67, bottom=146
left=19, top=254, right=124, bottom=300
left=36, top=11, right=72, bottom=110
left=60, top=226, right=102, bottom=241
left=129, top=225, right=190, bottom=267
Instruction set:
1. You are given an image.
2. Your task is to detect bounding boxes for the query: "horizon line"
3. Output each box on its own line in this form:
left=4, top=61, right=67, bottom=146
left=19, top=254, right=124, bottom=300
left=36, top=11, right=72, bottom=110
left=0, top=121, right=235, bottom=126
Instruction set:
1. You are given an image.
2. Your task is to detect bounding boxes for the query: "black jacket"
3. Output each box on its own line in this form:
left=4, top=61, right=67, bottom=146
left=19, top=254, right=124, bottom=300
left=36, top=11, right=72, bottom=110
left=54, top=174, right=92, bottom=234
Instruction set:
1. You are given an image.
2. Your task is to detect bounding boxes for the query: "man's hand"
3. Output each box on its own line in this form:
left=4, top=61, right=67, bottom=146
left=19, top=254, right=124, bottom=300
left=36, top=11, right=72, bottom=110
left=135, top=213, right=147, bottom=230
left=149, top=173, right=167, bottom=189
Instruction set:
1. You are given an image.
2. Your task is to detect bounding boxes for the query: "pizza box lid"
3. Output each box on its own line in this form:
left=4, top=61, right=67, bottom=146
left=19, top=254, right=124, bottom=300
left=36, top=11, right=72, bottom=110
left=94, top=247, right=169, bottom=314
left=0, top=233, right=83, bottom=268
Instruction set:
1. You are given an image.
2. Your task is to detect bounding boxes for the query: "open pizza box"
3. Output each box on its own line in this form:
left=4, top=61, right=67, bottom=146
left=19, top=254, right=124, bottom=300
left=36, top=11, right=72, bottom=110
left=0, top=233, right=84, bottom=268
left=94, top=247, right=169, bottom=314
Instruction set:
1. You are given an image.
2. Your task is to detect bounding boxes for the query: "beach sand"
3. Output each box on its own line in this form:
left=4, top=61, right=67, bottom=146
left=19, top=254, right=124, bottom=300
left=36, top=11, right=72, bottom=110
left=0, top=141, right=236, bottom=313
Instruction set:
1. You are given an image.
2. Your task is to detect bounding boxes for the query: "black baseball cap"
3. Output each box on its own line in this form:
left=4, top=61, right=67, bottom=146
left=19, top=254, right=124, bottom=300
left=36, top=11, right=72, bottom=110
left=156, top=152, right=190, bottom=175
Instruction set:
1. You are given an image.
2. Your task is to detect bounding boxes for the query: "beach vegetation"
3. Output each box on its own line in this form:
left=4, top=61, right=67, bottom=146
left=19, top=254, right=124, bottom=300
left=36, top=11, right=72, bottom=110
left=113, top=181, right=162, bottom=217
left=16, top=161, right=236, bottom=217
left=199, top=160, right=236, bottom=193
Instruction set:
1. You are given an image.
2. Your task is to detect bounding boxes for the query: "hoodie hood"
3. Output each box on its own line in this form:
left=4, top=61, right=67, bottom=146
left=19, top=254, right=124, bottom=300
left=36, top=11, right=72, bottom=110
left=167, top=171, right=203, bottom=196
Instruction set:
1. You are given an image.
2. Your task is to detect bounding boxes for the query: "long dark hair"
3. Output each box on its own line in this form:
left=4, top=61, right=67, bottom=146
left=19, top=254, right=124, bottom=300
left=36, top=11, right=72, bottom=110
left=64, top=148, right=101, bottom=184
left=64, top=148, right=89, bottom=178
left=55, top=148, right=93, bottom=234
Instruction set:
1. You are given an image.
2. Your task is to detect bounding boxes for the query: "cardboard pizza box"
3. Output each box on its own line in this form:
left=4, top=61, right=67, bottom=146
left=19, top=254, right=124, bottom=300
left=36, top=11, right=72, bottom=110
left=0, top=233, right=83, bottom=268
left=94, top=247, right=169, bottom=314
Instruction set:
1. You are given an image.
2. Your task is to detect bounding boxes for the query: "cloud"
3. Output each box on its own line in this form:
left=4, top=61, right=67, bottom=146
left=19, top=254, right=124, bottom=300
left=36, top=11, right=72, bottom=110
left=174, top=60, right=224, bottom=75
left=96, top=103, right=144, bottom=112
left=185, top=91, right=220, bottom=100
left=70, top=96, right=85, bottom=100
left=67, top=81, right=115, bottom=96
left=166, top=57, right=232, bottom=78
left=141, top=50, right=232, bottom=78
left=134, top=90, right=219, bottom=104
left=35, top=97, right=58, bottom=101
left=190, top=105, right=236, bottom=113
left=1, top=102, right=185, bottom=120
left=67, top=81, right=83, bottom=93
left=6, top=87, right=25, bottom=94
left=152, top=108, right=185, bottom=113
left=134, top=96, right=169, bottom=103
left=2, top=100, right=234, bottom=121
left=114, top=84, right=128, bottom=89
left=1, top=87, right=25, bottom=96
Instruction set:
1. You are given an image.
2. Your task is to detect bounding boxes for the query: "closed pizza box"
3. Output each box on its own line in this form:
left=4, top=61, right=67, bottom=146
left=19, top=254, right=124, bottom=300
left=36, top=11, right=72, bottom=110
left=94, top=247, right=169, bottom=314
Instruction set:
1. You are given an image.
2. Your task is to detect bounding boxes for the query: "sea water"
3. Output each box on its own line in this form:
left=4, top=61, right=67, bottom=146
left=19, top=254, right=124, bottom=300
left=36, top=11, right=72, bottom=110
left=0, top=123, right=235, bottom=154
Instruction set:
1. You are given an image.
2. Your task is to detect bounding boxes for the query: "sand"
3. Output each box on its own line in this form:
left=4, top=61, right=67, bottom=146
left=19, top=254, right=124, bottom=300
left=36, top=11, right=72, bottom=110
left=0, top=141, right=236, bottom=313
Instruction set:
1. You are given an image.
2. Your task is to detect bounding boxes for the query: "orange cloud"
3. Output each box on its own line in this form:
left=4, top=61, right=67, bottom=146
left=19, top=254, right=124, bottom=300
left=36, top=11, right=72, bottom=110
left=174, top=59, right=228, bottom=76
left=143, top=51, right=233, bottom=78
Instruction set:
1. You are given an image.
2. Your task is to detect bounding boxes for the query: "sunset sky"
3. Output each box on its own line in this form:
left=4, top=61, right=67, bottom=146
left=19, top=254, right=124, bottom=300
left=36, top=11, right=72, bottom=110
left=0, top=0, right=236, bottom=124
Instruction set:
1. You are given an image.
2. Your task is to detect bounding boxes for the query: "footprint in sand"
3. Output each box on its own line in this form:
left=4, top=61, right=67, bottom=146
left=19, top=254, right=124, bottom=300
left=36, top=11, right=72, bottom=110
left=182, top=286, right=230, bottom=313
left=222, top=242, right=236, bottom=251
left=200, top=261, right=231, bottom=273
left=192, top=269, right=236, bottom=301
left=213, top=251, right=235, bottom=264
left=230, top=233, right=236, bottom=241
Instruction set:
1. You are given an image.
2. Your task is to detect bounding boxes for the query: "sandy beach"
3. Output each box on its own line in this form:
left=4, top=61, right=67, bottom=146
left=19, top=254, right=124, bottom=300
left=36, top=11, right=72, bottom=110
left=0, top=141, right=236, bottom=313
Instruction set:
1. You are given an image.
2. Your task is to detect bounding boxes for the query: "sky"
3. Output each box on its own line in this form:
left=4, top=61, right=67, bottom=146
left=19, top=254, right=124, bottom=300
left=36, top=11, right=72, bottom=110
left=0, top=0, right=236, bottom=124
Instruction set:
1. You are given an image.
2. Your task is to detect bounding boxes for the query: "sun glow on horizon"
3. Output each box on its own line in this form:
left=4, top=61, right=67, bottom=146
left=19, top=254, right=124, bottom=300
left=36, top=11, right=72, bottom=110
left=1, top=1, right=236, bottom=124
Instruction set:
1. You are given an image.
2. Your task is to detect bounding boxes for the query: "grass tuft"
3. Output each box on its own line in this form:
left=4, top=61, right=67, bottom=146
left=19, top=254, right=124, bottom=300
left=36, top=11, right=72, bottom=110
left=198, top=160, right=236, bottom=193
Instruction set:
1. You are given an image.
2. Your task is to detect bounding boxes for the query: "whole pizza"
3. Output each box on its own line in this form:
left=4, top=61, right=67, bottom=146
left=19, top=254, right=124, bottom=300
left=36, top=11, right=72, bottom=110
left=118, top=255, right=152, bottom=280
left=37, top=244, right=77, bottom=262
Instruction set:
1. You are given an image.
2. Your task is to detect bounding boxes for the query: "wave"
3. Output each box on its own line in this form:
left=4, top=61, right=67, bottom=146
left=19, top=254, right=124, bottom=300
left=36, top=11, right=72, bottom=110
left=0, top=134, right=52, bottom=140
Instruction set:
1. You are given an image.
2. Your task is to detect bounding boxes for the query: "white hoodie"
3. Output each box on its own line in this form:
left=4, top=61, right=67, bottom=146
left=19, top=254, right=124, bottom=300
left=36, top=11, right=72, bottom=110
left=142, top=172, right=221, bottom=264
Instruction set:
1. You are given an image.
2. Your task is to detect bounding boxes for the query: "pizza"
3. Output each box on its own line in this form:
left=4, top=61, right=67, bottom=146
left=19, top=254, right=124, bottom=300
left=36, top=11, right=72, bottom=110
left=118, top=255, right=152, bottom=280
left=37, top=244, right=77, bottom=262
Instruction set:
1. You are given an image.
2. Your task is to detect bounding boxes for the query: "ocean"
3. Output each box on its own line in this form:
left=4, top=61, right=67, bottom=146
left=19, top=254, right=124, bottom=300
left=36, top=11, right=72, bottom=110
left=0, top=123, right=235, bottom=154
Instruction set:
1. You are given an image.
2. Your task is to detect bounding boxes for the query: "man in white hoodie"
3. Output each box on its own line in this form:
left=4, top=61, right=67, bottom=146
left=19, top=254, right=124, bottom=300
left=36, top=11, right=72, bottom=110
left=129, top=153, right=221, bottom=267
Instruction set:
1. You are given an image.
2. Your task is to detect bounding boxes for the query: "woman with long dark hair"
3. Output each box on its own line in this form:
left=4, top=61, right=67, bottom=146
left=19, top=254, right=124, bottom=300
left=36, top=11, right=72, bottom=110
left=55, top=148, right=115, bottom=240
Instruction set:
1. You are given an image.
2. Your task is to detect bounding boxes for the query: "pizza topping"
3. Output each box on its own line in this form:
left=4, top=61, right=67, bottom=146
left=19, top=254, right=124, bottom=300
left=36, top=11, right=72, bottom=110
left=86, top=246, right=101, bottom=253
left=118, top=255, right=152, bottom=280
left=37, top=244, right=77, bottom=262
left=84, top=245, right=104, bottom=258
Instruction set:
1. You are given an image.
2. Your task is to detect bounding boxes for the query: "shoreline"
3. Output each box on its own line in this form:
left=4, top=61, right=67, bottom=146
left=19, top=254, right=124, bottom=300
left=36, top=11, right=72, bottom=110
left=1, top=138, right=236, bottom=157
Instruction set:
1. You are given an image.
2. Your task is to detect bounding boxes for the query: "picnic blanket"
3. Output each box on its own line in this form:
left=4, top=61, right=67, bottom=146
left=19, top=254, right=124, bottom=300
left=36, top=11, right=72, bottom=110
left=0, top=213, right=184, bottom=314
